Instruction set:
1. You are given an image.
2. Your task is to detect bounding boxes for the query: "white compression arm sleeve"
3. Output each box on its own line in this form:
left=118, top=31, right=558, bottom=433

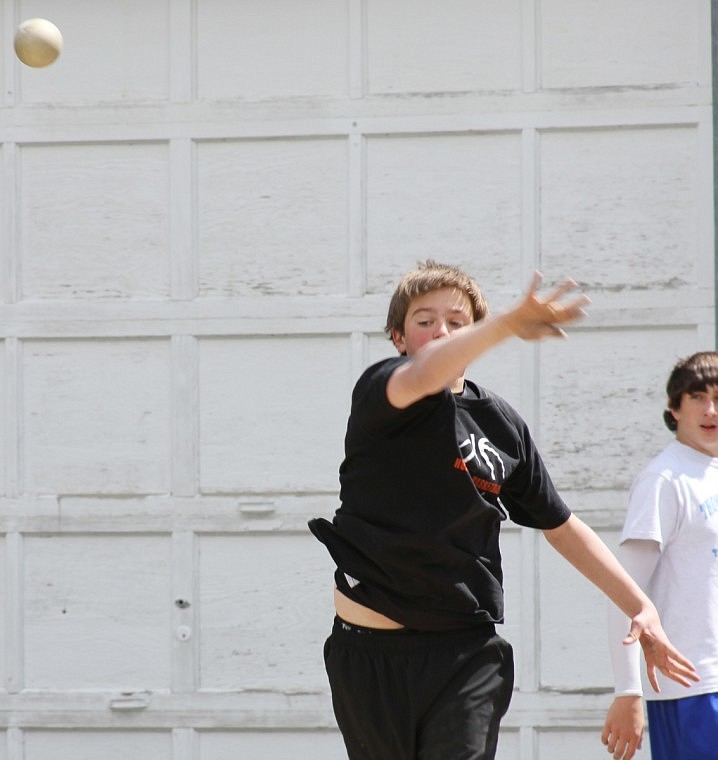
left=607, top=538, right=661, bottom=696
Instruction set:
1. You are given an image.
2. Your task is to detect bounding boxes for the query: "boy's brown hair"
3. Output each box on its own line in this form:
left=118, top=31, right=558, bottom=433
left=384, top=260, right=489, bottom=337
left=664, top=351, right=718, bottom=431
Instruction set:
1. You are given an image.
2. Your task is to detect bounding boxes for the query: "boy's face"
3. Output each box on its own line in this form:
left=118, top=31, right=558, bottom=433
left=391, top=287, right=473, bottom=357
left=672, top=385, right=718, bottom=457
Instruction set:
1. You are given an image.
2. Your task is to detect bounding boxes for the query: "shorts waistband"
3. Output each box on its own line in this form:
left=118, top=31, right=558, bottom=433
left=331, top=616, right=496, bottom=651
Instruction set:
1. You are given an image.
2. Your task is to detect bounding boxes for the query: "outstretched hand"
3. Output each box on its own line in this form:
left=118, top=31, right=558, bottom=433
left=504, top=272, right=590, bottom=340
left=624, top=610, right=699, bottom=692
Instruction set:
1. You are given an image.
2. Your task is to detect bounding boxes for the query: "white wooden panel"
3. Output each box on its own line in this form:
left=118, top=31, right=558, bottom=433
left=497, top=528, right=524, bottom=686
left=198, top=336, right=351, bottom=492
left=538, top=327, right=699, bottom=491
left=19, top=143, right=170, bottom=300
left=196, top=0, right=349, bottom=100
left=24, top=534, right=171, bottom=689
left=537, top=728, right=605, bottom=759
left=540, top=127, right=701, bottom=295
left=540, top=0, right=705, bottom=88
left=24, top=730, right=172, bottom=759
left=366, top=0, right=522, bottom=94
left=0, top=142, right=7, bottom=303
left=0, top=343, right=5, bottom=495
left=22, top=339, right=171, bottom=494
left=366, top=133, right=522, bottom=295
left=0, top=0, right=712, bottom=750
left=0, top=537, right=5, bottom=688
left=199, top=730, right=345, bottom=759
left=199, top=533, right=336, bottom=691
left=538, top=527, right=615, bottom=690
left=467, top=340, right=525, bottom=414
left=367, top=333, right=398, bottom=369
left=17, top=0, right=170, bottom=104
left=495, top=729, right=520, bottom=760
left=197, top=138, right=349, bottom=297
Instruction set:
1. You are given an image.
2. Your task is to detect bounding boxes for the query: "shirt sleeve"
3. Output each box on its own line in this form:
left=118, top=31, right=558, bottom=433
left=349, top=356, right=443, bottom=435
left=496, top=403, right=571, bottom=529
left=607, top=538, right=661, bottom=696
left=622, top=470, right=681, bottom=547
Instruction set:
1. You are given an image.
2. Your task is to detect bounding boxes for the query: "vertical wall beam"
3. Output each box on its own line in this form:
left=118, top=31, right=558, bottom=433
left=171, top=335, right=199, bottom=497
left=172, top=531, right=198, bottom=693
left=2, top=143, right=20, bottom=305
left=348, top=0, right=366, bottom=100
left=173, top=728, right=198, bottom=760
left=5, top=338, right=21, bottom=498
left=169, top=0, right=195, bottom=103
left=5, top=532, right=24, bottom=694
left=712, top=0, right=718, bottom=346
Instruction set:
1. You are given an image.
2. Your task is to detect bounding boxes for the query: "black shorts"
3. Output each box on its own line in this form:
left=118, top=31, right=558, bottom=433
left=324, top=617, right=514, bottom=760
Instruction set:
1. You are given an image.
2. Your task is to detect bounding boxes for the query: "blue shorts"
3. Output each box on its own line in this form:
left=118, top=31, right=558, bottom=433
left=647, top=692, right=718, bottom=760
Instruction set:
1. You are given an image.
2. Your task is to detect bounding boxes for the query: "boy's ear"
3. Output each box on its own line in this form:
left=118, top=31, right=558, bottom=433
left=391, top=328, right=406, bottom=354
left=667, top=398, right=682, bottom=425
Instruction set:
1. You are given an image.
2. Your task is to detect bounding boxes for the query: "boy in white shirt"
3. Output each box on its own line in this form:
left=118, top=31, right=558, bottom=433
left=603, top=351, right=718, bottom=760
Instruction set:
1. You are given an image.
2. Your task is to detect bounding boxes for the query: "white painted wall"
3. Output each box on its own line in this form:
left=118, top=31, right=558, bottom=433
left=0, top=0, right=713, bottom=758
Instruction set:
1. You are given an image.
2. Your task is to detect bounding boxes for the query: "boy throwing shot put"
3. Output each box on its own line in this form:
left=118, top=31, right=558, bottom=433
left=309, top=261, right=697, bottom=760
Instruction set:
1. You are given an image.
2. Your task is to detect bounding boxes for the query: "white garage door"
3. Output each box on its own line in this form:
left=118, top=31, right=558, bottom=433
left=0, top=1, right=712, bottom=758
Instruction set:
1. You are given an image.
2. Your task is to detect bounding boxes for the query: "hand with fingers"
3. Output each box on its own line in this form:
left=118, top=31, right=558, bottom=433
left=600, top=611, right=698, bottom=759
left=503, top=271, right=591, bottom=340
left=601, top=695, right=644, bottom=760
left=626, top=611, right=699, bottom=692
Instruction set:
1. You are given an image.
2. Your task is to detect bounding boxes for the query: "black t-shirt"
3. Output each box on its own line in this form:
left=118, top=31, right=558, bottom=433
left=309, top=356, right=571, bottom=631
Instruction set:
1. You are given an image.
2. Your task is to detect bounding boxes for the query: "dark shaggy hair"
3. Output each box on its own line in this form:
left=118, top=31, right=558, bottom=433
left=663, top=351, right=718, bottom=431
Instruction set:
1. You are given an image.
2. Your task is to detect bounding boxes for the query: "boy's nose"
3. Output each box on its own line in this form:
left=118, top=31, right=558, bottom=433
left=433, top=321, right=450, bottom=338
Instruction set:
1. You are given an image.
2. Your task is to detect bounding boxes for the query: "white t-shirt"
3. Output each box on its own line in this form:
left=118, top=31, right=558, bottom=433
left=616, top=439, right=718, bottom=700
